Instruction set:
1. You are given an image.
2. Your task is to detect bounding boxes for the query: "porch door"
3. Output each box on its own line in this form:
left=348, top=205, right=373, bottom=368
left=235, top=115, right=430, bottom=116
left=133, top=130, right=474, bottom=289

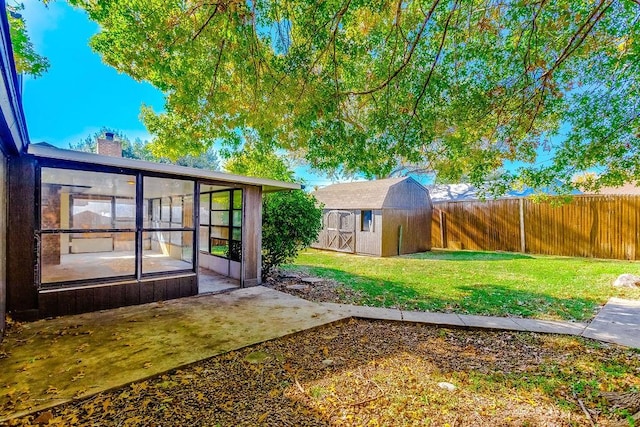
left=326, top=210, right=355, bottom=253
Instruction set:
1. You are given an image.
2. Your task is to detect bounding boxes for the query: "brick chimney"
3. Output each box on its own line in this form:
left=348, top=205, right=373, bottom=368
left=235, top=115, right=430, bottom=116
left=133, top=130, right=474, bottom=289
left=96, top=132, right=122, bottom=157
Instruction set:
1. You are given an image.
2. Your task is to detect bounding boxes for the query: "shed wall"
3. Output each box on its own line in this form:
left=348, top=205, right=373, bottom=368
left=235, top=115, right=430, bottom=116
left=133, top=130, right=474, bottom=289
left=384, top=179, right=432, bottom=209
left=354, top=209, right=382, bottom=256
left=381, top=208, right=432, bottom=257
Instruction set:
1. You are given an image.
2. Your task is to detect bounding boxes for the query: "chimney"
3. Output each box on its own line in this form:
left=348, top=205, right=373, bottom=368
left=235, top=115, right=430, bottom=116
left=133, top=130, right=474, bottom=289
left=97, top=132, right=122, bottom=157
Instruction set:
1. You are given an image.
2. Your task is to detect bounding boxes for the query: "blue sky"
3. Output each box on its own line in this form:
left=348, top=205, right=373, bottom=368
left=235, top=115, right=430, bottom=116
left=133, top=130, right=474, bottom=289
left=22, top=0, right=164, bottom=147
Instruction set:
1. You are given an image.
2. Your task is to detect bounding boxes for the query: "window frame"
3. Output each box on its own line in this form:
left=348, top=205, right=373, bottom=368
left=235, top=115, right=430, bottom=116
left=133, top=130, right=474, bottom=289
left=142, top=176, right=196, bottom=276
left=35, top=160, right=198, bottom=289
left=361, top=209, right=373, bottom=232
left=199, top=188, right=243, bottom=262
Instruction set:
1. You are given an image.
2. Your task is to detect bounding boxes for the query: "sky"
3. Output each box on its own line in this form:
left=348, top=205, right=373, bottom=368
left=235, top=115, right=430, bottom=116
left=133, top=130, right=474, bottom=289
left=20, top=0, right=337, bottom=186
left=22, top=0, right=164, bottom=147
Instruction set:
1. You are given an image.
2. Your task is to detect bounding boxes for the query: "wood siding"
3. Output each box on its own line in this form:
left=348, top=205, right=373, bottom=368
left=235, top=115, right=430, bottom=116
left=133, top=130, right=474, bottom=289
left=7, top=155, right=37, bottom=317
left=241, top=185, right=262, bottom=286
left=432, top=195, right=640, bottom=260
left=384, top=179, right=432, bottom=209
left=381, top=208, right=432, bottom=257
left=0, top=155, right=6, bottom=337
left=37, top=275, right=197, bottom=318
left=355, top=210, right=383, bottom=256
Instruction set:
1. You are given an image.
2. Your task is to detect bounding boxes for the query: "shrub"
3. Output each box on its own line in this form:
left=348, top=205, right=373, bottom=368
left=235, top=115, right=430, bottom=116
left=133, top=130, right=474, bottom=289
left=262, top=190, right=322, bottom=276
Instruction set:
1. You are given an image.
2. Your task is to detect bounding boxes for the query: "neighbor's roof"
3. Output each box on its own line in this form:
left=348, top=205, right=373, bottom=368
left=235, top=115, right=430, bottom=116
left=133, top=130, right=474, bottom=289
left=28, top=144, right=301, bottom=193
left=428, top=182, right=582, bottom=203
left=313, top=176, right=430, bottom=209
left=588, top=183, right=640, bottom=195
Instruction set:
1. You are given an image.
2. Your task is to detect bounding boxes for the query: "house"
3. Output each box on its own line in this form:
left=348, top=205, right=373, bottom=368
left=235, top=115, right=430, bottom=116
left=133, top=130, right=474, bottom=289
left=0, top=0, right=28, bottom=336
left=586, top=183, right=640, bottom=195
left=312, top=177, right=432, bottom=257
left=428, top=181, right=582, bottom=203
left=0, top=5, right=299, bottom=327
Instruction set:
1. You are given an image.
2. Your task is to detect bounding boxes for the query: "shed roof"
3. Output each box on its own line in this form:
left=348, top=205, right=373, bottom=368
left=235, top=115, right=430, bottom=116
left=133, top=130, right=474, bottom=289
left=28, top=144, right=301, bottom=193
left=313, top=176, right=430, bottom=209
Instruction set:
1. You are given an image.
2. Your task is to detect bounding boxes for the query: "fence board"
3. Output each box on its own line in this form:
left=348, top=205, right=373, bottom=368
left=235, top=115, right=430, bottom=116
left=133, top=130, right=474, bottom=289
left=432, top=195, right=640, bottom=260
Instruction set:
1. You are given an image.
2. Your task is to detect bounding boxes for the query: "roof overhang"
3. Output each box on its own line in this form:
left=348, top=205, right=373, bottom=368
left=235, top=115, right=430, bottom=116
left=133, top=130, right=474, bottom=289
left=0, top=0, right=29, bottom=156
left=28, top=144, right=301, bottom=193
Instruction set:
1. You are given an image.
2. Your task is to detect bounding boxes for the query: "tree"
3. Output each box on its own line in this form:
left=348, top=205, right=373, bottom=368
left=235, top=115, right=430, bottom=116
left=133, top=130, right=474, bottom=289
left=70, top=0, right=640, bottom=194
left=224, top=144, right=322, bottom=276
left=7, top=3, right=49, bottom=77
left=70, top=127, right=220, bottom=170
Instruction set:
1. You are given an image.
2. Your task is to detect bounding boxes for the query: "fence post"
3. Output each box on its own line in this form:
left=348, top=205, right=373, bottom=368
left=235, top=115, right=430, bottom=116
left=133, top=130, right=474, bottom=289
left=439, top=209, right=446, bottom=248
left=519, top=198, right=526, bottom=253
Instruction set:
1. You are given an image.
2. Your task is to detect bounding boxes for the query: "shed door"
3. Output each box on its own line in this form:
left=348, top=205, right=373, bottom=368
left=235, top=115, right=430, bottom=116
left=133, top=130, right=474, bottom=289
left=325, top=210, right=355, bottom=253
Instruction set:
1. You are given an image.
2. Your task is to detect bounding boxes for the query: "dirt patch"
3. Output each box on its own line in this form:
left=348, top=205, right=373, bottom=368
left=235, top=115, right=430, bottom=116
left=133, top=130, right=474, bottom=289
left=264, top=271, right=366, bottom=305
left=7, top=319, right=640, bottom=426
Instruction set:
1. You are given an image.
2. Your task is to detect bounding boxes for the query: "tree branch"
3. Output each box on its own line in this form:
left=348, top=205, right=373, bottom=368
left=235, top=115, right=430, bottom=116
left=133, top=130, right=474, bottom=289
left=192, top=3, right=220, bottom=41
left=341, top=0, right=441, bottom=96
left=411, top=0, right=458, bottom=116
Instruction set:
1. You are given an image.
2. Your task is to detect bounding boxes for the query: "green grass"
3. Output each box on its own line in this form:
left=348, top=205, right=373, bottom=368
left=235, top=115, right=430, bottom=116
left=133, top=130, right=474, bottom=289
left=287, top=249, right=640, bottom=321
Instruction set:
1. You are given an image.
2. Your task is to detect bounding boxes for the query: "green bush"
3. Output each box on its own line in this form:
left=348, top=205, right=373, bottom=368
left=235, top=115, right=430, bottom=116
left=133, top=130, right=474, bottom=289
left=262, top=191, right=322, bottom=276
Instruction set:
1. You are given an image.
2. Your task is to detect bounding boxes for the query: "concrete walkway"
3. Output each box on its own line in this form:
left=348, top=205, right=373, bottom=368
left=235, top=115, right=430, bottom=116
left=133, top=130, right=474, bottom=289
left=319, top=302, right=590, bottom=336
left=582, top=297, right=640, bottom=349
left=0, top=288, right=637, bottom=422
left=320, top=297, right=639, bottom=347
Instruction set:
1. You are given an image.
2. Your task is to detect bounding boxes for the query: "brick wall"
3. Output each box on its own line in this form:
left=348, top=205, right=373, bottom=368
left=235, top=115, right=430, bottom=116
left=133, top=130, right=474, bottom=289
left=41, top=184, right=61, bottom=265
left=97, top=138, right=122, bottom=157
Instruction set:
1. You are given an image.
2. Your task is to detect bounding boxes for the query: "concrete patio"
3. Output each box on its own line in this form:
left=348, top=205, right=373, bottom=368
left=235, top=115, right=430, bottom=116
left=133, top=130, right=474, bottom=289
left=0, top=287, right=347, bottom=421
left=0, top=287, right=637, bottom=422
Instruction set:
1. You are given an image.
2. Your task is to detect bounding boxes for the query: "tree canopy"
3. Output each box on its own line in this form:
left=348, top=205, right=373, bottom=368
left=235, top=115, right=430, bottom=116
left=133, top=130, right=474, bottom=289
left=70, top=127, right=220, bottom=170
left=7, top=3, right=49, bottom=77
left=70, top=0, right=640, bottom=194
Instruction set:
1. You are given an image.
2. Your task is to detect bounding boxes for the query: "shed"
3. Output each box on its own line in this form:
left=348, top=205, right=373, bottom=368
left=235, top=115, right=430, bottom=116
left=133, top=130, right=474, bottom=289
left=312, top=177, right=432, bottom=256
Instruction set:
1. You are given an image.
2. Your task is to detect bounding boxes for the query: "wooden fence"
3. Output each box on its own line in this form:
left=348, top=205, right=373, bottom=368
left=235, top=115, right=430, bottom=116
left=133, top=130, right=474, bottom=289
left=431, top=195, right=640, bottom=260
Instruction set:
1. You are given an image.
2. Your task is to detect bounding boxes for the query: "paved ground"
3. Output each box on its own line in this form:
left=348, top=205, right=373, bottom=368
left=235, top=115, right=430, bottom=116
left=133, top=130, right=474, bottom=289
left=582, top=297, right=640, bottom=349
left=1, top=287, right=637, bottom=422
left=0, top=287, right=346, bottom=422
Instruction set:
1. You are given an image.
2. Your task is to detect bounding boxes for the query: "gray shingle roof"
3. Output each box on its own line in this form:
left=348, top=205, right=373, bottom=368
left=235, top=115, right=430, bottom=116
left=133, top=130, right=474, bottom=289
left=313, top=177, right=429, bottom=209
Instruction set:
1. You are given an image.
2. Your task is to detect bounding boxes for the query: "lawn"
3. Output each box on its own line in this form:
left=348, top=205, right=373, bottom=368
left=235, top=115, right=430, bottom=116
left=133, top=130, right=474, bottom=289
left=287, top=249, right=640, bottom=321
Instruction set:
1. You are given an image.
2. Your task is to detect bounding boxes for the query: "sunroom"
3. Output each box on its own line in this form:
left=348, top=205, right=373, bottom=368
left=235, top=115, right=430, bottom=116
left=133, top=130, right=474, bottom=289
left=7, top=143, right=299, bottom=320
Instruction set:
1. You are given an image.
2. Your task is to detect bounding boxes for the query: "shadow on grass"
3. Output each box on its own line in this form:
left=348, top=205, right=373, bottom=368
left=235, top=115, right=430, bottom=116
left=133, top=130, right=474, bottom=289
left=403, top=250, right=534, bottom=261
left=290, top=265, right=598, bottom=321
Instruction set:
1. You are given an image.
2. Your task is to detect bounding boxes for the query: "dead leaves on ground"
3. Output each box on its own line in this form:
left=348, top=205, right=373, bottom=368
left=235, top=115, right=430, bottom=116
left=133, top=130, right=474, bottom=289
left=6, top=319, right=640, bottom=426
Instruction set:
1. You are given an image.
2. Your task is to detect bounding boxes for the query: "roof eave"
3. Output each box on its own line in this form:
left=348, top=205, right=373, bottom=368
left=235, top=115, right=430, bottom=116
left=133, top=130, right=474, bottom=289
left=0, top=0, right=29, bottom=155
left=28, top=144, right=301, bottom=192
